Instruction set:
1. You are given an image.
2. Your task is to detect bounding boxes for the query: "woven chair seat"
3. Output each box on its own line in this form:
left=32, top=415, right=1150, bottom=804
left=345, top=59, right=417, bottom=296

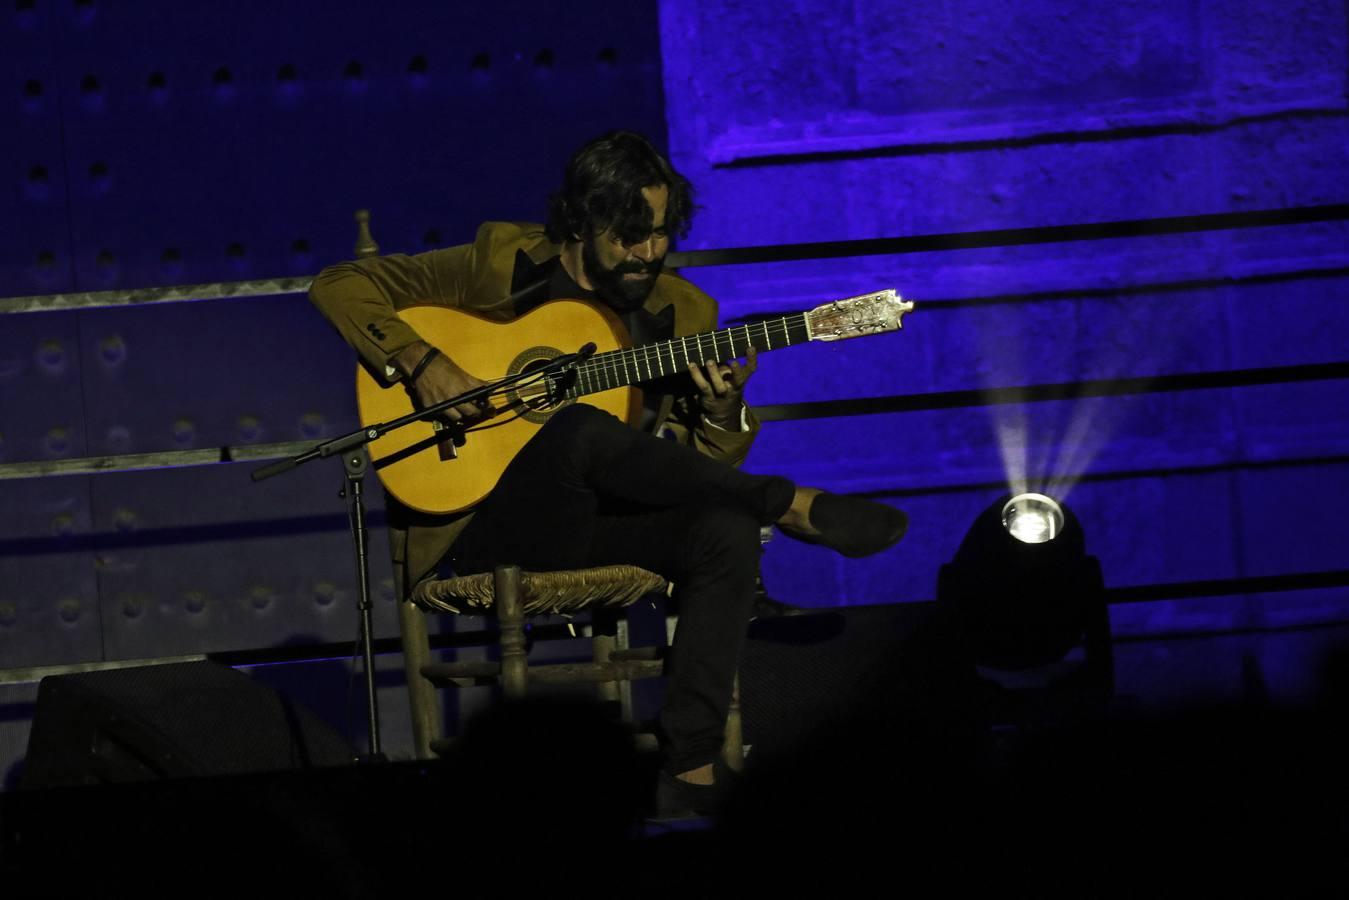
left=412, top=564, right=669, bottom=616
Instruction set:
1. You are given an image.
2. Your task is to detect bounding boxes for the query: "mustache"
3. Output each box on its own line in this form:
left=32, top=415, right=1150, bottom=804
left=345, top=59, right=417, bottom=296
left=612, top=259, right=660, bottom=276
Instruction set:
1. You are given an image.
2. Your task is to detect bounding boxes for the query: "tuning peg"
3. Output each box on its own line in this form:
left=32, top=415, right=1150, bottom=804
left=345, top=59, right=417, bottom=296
left=354, top=209, right=380, bottom=259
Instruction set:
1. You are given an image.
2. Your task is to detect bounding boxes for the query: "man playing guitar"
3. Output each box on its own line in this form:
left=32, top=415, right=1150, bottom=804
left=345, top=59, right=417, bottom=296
left=309, top=130, right=909, bottom=816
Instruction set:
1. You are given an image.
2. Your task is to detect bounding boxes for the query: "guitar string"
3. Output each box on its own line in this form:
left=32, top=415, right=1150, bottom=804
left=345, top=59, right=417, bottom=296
left=570, top=315, right=809, bottom=395
left=438, top=316, right=811, bottom=410
left=421, top=366, right=560, bottom=435
left=574, top=316, right=806, bottom=378
left=572, top=323, right=807, bottom=397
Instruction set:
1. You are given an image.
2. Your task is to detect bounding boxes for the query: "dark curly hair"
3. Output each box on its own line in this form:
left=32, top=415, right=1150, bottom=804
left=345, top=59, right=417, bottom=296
left=545, top=130, right=695, bottom=245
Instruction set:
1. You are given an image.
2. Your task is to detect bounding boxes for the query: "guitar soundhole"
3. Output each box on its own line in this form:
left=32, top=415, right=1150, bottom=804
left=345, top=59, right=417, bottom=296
left=506, top=346, right=574, bottom=425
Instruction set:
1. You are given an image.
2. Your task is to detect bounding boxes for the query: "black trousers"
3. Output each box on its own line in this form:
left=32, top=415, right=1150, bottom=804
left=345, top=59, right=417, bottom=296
left=452, top=404, right=795, bottom=772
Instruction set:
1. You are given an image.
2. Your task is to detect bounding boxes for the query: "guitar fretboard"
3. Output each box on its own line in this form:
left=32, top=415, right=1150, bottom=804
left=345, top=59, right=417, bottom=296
left=566, top=313, right=811, bottom=398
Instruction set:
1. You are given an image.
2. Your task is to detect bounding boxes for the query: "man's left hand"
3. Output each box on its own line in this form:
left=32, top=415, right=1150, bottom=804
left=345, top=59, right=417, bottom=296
left=689, top=348, right=757, bottom=431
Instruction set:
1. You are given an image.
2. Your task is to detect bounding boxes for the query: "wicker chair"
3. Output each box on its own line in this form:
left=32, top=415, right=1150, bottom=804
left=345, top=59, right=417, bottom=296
left=399, top=564, right=736, bottom=760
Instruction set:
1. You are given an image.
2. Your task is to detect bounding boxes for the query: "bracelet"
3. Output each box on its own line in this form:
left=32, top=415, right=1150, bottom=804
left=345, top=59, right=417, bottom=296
left=407, top=347, right=441, bottom=384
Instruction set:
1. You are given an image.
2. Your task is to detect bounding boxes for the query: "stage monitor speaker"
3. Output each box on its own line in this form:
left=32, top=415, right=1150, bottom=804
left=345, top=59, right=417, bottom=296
left=21, top=660, right=355, bottom=789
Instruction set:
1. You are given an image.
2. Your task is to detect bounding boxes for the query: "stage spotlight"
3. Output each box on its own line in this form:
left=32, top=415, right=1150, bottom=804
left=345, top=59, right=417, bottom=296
left=938, top=492, right=1109, bottom=680
left=1002, top=492, right=1063, bottom=544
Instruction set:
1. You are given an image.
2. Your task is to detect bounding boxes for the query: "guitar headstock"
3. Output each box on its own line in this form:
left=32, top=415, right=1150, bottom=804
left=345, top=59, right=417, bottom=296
left=806, top=289, right=914, bottom=342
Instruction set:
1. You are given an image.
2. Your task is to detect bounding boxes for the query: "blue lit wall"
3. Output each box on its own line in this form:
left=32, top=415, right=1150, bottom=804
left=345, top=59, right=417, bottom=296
left=660, top=0, right=1349, bottom=705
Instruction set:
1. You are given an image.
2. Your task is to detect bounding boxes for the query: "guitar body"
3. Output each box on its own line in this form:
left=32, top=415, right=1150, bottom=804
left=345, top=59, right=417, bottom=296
left=355, top=301, right=638, bottom=514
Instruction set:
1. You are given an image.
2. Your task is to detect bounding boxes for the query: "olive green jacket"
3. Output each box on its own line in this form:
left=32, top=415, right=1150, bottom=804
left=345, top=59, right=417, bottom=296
left=309, top=221, right=760, bottom=593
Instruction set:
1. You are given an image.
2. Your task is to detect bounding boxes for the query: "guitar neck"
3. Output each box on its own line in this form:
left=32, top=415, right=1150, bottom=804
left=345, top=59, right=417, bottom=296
left=568, top=313, right=811, bottom=398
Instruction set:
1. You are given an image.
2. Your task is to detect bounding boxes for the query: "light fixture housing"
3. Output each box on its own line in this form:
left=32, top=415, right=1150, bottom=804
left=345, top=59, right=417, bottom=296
left=938, top=492, right=1107, bottom=671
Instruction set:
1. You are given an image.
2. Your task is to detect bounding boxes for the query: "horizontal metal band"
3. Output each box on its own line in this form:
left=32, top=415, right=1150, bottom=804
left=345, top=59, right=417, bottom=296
left=1107, top=569, right=1349, bottom=605
left=5, top=204, right=1345, bottom=314
left=755, top=360, right=1349, bottom=422
left=668, top=203, right=1349, bottom=269
left=2, top=363, right=1344, bottom=482
left=3, top=450, right=1344, bottom=558
left=0, top=276, right=313, bottom=315
left=855, top=452, right=1349, bottom=501
left=0, top=440, right=315, bottom=481
left=0, top=654, right=207, bottom=687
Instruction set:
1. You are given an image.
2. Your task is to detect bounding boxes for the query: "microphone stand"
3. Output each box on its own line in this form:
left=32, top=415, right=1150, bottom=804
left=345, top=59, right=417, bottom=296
left=250, top=344, right=596, bottom=760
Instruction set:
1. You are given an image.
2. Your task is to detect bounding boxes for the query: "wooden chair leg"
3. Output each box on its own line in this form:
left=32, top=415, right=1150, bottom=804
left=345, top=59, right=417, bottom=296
left=592, top=610, right=620, bottom=708
left=495, top=565, right=528, bottom=699
left=398, top=598, right=442, bottom=760
left=615, top=616, right=635, bottom=724
left=722, top=672, right=744, bottom=772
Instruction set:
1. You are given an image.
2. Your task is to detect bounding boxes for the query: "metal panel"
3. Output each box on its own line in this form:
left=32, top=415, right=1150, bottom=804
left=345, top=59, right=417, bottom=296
left=88, top=459, right=395, bottom=660
left=74, top=293, right=358, bottom=456
left=0, top=310, right=90, bottom=465
left=0, top=477, right=102, bottom=670
left=45, top=0, right=666, bottom=291
left=3, top=4, right=75, bottom=296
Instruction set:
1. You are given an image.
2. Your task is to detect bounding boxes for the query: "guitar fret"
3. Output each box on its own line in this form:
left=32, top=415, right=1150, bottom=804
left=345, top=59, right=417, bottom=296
left=569, top=310, right=827, bottom=398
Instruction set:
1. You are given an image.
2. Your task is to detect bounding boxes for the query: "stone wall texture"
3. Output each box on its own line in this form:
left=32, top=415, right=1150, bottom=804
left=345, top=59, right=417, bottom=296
left=660, top=0, right=1349, bottom=706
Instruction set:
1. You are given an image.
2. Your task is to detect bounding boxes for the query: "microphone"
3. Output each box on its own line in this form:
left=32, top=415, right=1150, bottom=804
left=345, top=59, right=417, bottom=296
left=540, top=341, right=598, bottom=370
left=547, top=342, right=598, bottom=402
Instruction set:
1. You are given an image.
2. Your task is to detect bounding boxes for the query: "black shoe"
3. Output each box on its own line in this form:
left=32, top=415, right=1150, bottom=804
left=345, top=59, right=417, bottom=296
left=781, top=493, right=908, bottom=558
left=751, top=592, right=809, bottom=619
left=653, top=759, right=739, bottom=819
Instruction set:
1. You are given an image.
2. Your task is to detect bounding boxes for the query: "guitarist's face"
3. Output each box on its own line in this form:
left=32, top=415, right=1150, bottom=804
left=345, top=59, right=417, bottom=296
left=582, top=183, right=671, bottom=312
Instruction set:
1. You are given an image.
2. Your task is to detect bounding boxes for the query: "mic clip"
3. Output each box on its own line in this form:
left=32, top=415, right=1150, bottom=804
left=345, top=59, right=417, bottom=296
left=545, top=342, right=597, bottom=405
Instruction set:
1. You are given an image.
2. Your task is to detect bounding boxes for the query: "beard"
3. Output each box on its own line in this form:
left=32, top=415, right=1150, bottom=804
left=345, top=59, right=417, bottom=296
left=581, top=236, right=665, bottom=311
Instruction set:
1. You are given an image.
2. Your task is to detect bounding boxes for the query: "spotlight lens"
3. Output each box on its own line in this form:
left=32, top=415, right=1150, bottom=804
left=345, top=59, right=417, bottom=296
left=1002, top=493, right=1064, bottom=544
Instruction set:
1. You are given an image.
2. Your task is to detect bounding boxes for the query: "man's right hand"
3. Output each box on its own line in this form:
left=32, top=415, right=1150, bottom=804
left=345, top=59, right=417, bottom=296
left=394, top=341, right=490, bottom=423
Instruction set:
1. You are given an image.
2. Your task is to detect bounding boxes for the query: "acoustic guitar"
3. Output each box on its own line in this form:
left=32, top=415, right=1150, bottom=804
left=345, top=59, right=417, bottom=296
left=356, top=288, right=914, bottom=514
